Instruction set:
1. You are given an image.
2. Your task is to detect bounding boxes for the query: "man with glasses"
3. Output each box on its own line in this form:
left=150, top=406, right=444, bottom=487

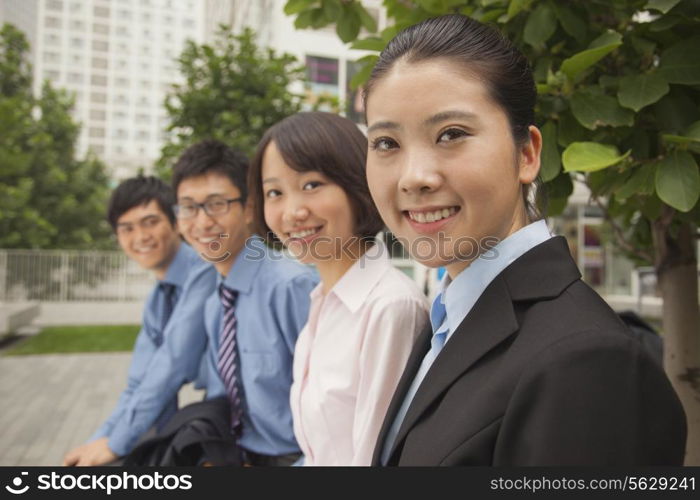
left=172, top=139, right=318, bottom=466
left=63, top=176, right=216, bottom=466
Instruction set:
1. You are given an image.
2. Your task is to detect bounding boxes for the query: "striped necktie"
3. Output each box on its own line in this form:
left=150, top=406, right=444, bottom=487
left=218, top=284, right=243, bottom=435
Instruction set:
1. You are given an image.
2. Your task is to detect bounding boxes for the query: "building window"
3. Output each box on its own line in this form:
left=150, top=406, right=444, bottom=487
left=90, top=144, right=105, bottom=155
left=115, top=77, right=129, bottom=87
left=45, top=17, right=62, bottom=28
left=137, top=130, right=150, bottom=141
left=92, top=40, right=109, bottom=52
left=90, top=92, right=107, bottom=104
left=93, top=23, right=109, bottom=35
left=136, top=113, right=150, bottom=123
left=91, top=74, right=108, bottom=86
left=47, top=0, right=63, bottom=11
left=93, top=6, right=110, bottom=17
left=91, top=57, right=108, bottom=69
left=70, top=37, right=83, bottom=48
left=69, top=19, right=84, bottom=30
left=45, top=33, right=61, bottom=45
left=69, top=2, right=82, bottom=13
left=67, top=72, right=83, bottom=84
left=305, top=55, right=339, bottom=110
left=116, top=25, right=129, bottom=36
left=43, top=52, right=60, bottom=63
left=118, top=9, right=132, bottom=20
left=44, top=70, right=60, bottom=81
left=90, top=109, right=106, bottom=120
left=89, top=127, right=106, bottom=138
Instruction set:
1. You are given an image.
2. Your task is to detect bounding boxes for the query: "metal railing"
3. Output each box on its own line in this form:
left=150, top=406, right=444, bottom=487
left=0, top=249, right=153, bottom=302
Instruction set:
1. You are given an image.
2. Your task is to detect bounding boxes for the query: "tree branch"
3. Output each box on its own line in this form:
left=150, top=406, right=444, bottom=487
left=591, top=195, right=654, bottom=264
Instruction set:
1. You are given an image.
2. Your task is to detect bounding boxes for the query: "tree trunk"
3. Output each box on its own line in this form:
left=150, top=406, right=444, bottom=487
left=654, top=219, right=700, bottom=465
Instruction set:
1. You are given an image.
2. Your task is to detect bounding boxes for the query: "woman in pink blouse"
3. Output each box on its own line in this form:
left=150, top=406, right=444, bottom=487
left=248, top=112, right=429, bottom=465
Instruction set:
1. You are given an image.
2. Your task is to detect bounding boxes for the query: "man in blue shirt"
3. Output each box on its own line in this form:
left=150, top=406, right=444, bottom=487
left=172, top=140, right=318, bottom=466
left=63, top=176, right=216, bottom=466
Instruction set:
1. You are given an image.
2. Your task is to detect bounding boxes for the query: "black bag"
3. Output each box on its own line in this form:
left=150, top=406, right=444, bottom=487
left=123, top=397, right=242, bottom=466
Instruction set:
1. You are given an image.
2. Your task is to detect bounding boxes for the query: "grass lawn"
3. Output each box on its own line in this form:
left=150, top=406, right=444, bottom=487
left=3, top=325, right=140, bottom=356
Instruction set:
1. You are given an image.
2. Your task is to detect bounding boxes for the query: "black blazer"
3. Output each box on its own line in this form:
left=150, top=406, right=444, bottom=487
left=373, top=237, right=686, bottom=466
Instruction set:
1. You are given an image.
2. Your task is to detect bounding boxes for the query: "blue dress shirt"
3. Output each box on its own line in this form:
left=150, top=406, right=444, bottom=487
left=380, top=220, right=552, bottom=464
left=202, top=236, right=319, bottom=456
left=91, top=242, right=217, bottom=456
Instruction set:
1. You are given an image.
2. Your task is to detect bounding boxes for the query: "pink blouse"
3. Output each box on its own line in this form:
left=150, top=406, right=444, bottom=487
left=290, top=242, right=429, bottom=466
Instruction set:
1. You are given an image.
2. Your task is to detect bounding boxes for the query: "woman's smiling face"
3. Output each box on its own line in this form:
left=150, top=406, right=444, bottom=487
left=261, top=141, right=356, bottom=265
left=365, top=59, right=541, bottom=278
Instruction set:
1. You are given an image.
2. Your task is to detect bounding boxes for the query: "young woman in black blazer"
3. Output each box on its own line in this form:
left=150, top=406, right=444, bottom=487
left=364, top=14, right=687, bottom=466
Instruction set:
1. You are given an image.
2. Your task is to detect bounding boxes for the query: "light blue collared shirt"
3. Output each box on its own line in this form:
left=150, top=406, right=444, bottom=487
left=202, top=236, right=319, bottom=456
left=380, top=220, right=552, bottom=464
left=91, top=243, right=217, bottom=456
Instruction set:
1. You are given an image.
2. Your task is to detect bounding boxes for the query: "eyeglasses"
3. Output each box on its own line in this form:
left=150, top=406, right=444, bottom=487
left=173, top=197, right=243, bottom=219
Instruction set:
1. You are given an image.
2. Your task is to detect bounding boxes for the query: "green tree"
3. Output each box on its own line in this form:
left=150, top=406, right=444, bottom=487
left=0, top=23, right=112, bottom=250
left=285, top=0, right=700, bottom=464
left=157, top=26, right=306, bottom=175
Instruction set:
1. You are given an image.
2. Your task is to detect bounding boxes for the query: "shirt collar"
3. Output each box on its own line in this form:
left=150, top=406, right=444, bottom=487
left=437, top=219, right=552, bottom=341
left=327, top=239, right=392, bottom=313
left=222, top=236, right=268, bottom=295
left=162, top=242, right=193, bottom=288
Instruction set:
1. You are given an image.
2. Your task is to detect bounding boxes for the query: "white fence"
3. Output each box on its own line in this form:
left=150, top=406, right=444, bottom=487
left=0, top=250, right=154, bottom=302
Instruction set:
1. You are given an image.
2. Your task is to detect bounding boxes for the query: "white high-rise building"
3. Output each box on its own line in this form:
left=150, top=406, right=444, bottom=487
left=217, top=0, right=385, bottom=125
left=2, top=0, right=205, bottom=179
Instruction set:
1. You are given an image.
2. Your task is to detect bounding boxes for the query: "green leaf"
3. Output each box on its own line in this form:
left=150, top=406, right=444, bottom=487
left=562, top=142, right=630, bottom=172
left=655, top=151, right=700, bottom=212
left=570, top=90, right=634, bottom=130
left=356, top=3, right=378, bottom=33
left=617, top=74, right=670, bottom=112
left=542, top=173, right=573, bottom=216
left=560, top=31, right=622, bottom=81
left=284, top=0, right=315, bottom=15
left=649, top=14, right=682, bottom=32
left=523, top=4, right=557, bottom=48
left=349, top=56, right=377, bottom=90
left=506, top=0, right=533, bottom=20
left=658, top=37, right=700, bottom=85
left=539, top=121, right=561, bottom=182
left=653, top=89, right=700, bottom=134
left=554, top=4, right=586, bottom=45
left=350, top=37, right=385, bottom=52
left=294, top=9, right=316, bottom=29
left=322, top=0, right=342, bottom=20
left=616, top=163, right=656, bottom=200
left=685, top=121, right=700, bottom=141
left=645, top=0, right=681, bottom=14
left=336, top=8, right=361, bottom=43
left=557, top=111, right=587, bottom=147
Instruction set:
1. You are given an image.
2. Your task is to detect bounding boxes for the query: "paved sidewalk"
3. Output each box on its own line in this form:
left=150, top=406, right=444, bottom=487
left=0, top=352, right=204, bottom=466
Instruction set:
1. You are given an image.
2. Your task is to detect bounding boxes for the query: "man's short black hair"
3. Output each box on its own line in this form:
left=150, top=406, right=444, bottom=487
left=107, top=175, right=176, bottom=231
left=171, top=139, right=249, bottom=200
